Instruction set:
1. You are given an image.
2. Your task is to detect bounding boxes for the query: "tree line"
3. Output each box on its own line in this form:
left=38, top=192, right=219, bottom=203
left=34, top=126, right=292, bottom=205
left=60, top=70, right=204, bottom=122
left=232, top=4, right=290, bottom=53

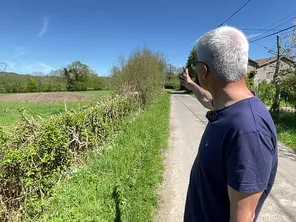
left=1, top=60, right=183, bottom=93
left=0, top=61, right=111, bottom=93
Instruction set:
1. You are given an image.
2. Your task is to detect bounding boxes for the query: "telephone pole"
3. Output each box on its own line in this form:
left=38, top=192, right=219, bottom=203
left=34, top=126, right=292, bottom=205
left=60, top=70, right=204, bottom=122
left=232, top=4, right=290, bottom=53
left=270, top=35, right=281, bottom=115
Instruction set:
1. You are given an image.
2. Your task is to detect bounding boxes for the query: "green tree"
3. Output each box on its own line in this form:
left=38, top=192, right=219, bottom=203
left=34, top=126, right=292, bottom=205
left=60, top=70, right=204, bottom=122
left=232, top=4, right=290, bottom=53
left=180, top=47, right=199, bottom=91
left=111, top=47, right=166, bottom=107
left=61, top=61, right=92, bottom=91
left=246, top=71, right=256, bottom=90
left=27, top=78, right=38, bottom=92
left=280, top=72, right=296, bottom=108
left=186, top=47, right=197, bottom=81
left=164, top=64, right=181, bottom=89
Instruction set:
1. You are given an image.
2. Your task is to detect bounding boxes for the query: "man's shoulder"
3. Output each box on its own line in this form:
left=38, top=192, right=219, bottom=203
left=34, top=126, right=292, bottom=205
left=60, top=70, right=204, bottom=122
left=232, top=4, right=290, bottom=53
left=221, top=97, right=275, bottom=136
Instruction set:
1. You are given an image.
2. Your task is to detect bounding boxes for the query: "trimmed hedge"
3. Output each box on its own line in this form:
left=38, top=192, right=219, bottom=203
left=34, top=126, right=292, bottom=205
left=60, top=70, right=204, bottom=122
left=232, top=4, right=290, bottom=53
left=0, top=93, right=141, bottom=221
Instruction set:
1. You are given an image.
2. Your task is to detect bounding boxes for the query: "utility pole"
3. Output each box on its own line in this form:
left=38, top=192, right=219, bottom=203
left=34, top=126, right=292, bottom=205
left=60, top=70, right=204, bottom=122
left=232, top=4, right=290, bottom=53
left=270, top=35, right=281, bottom=116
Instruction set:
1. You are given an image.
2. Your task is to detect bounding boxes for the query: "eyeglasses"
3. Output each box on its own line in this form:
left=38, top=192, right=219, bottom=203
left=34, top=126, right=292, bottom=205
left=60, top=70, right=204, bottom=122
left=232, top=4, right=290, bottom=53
left=191, top=60, right=209, bottom=71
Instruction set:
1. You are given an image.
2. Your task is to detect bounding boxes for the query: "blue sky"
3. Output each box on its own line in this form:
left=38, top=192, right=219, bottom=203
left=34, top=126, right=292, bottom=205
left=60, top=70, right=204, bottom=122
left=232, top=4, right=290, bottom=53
left=0, top=0, right=295, bottom=76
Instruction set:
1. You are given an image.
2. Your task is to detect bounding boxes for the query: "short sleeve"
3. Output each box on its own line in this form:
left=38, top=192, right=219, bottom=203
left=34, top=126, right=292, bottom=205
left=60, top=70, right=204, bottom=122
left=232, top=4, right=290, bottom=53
left=226, top=132, right=275, bottom=193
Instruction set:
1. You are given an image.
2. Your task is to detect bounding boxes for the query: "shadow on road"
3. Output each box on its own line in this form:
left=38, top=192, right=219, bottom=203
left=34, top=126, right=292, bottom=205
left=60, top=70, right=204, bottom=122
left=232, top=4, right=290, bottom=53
left=278, top=145, right=296, bottom=162
left=269, top=192, right=296, bottom=222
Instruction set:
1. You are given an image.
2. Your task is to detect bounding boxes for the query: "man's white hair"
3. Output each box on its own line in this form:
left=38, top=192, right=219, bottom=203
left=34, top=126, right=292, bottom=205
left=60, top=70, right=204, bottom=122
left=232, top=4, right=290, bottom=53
left=196, top=26, right=249, bottom=82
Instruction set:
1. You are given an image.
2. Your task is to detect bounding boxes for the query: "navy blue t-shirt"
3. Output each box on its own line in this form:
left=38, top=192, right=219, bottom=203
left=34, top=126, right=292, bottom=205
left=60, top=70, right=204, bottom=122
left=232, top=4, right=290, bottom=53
left=184, top=95, right=278, bottom=222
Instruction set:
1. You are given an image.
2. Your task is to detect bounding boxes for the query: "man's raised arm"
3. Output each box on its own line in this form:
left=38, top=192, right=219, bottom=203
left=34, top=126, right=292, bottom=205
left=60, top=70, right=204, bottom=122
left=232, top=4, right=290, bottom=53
left=180, top=69, right=214, bottom=110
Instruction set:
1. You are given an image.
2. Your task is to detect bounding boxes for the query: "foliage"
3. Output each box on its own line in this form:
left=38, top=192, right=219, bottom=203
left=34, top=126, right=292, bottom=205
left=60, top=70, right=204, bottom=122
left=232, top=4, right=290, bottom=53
left=185, top=47, right=197, bottom=83
left=26, top=78, right=38, bottom=92
left=256, top=80, right=276, bottom=105
left=283, top=23, right=296, bottom=60
left=0, top=72, right=67, bottom=93
left=182, top=46, right=200, bottom=91
left=246, top=71, right=256, bottom=90
left=276, top=111, right=296, bottom=150
left=111, top=47, right=166, bottom=107
left=0, top=101, right=91, bottom=126
left=164, top=64, right=182, bottom=90
left=256, top=69, right=296, bottom=109
left=280, top=74, right=296, bottom=109
left=257, top=75, right=296, bottom=151
left=35, top=93, right=170, bottom=222
left=164, top=82, right=180, bottom=90
left=0, top=67, right=110, bottom=93
left=0, top=93, right=141, bottom=221
left=60, top=61, right=93, bottom=91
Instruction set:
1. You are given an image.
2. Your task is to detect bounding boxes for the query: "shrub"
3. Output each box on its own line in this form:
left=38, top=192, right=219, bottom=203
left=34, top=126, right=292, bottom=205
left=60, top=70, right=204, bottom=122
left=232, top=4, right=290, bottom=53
left=257, top=80, right=276, bottom=105
left=0, top=93, right=141, bottom=221
left=164, top=82, right=180, bottom=90
left=111, top=47, right=167, bottom=107
left=246, top=71, right=256, bottom=91
left=280, top=75, right=296, bottom=108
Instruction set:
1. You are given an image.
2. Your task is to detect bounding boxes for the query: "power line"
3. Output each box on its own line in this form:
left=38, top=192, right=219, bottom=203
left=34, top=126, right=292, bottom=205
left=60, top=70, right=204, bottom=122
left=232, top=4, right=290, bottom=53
left=241, top=28, right=282, bottom=31
left=249, top=25, right=296, bottom=43
left=262, top=11, right=296, bottom=30
left=251, top=42, right=278, bottom=55
left=259, top=17, right=295, bottom=36
left=241, top=12, right=296, bottom=31
left=244, top=11, right=296, bottom=40
left=218, top=0, right=252, bottom=27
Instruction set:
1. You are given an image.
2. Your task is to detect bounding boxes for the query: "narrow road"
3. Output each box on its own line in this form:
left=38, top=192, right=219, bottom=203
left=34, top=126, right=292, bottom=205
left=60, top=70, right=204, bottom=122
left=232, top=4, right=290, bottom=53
left=155, top=93, right=296, bottom=222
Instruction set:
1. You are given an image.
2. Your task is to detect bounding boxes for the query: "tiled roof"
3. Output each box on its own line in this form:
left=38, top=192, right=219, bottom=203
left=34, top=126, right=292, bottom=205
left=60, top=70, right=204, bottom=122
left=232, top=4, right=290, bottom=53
left=255, top=57, right=277, bottom=66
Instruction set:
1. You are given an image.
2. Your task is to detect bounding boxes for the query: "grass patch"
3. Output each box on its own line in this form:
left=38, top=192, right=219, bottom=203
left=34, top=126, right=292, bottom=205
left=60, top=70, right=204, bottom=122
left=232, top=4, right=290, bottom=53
left=0, top=101, right=91, bottom=126
left=0, top=90, right=112, bottom=126
left=276, top=111, right=296, bottom=150
left=33, top=92, right=170, bottom=222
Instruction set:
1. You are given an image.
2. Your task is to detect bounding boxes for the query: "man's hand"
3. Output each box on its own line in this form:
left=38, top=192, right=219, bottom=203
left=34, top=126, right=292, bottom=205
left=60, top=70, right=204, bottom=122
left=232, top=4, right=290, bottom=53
left=179, top=68, right=214, bottom=110
left=180, top=68, right=194, bottom=91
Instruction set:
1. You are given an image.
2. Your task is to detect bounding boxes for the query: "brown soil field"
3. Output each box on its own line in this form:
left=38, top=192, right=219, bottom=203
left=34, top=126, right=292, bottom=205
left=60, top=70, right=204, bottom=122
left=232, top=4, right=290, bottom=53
left=0, top=92, right=92, bottom=103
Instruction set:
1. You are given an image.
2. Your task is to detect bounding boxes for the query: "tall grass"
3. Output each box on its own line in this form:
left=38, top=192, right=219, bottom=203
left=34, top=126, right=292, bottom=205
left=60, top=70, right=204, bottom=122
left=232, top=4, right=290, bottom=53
left=276, top=111, right=296, bottom=150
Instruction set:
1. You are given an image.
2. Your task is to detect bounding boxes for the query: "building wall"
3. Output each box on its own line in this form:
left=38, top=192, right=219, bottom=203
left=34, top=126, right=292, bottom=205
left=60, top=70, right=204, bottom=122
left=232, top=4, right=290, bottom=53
left=247, top=64, right=257, bottom=73
left=254, top=59, right=295, bottom=86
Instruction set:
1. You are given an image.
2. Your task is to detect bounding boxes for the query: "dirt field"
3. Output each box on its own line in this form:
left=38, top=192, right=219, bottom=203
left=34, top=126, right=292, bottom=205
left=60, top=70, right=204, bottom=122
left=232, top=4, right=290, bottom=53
left=0, top=91, right=111, bottom=103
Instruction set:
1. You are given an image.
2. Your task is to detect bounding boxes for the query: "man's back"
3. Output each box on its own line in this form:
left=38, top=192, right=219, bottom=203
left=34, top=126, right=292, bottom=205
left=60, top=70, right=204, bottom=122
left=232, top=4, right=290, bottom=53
left=184, top=95, right=278, bottom=222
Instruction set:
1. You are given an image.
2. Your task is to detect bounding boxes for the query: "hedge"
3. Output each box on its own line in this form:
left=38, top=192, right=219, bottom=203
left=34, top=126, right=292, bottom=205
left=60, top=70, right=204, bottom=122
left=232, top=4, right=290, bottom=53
left=0, top=93, right=141, bottom=221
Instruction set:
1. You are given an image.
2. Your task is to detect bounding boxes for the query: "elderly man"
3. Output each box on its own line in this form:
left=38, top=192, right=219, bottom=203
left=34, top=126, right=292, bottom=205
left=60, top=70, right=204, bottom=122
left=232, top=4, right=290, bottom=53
left=180, top=26, right=278, bottom=222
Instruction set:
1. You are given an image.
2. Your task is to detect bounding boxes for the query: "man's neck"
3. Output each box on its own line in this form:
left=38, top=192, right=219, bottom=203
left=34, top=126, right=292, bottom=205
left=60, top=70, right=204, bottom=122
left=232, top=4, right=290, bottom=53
left=211, top=80, right=254, bottom=110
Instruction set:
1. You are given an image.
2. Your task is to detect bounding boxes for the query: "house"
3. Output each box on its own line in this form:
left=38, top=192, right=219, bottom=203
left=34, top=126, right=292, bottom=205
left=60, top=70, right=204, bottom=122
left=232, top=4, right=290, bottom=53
left=248, top=56, right=295, bottom=86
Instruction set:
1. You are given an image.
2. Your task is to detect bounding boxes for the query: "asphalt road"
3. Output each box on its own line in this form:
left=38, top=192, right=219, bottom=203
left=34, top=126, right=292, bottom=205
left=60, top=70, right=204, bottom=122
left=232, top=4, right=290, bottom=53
left=155, top=93, right=296, bottom=222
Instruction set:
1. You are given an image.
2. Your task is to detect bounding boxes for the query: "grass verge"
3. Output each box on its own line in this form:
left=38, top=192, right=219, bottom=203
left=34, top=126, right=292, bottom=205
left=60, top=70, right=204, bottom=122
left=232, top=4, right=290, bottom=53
left=34, top=92, right=170, bottom=222
left=276, top=111, right=296, bottom=150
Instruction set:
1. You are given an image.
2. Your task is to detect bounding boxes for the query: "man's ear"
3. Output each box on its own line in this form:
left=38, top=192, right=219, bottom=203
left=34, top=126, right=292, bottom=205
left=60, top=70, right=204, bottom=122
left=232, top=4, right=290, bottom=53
left=201, top=64, right=209, bottom=80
